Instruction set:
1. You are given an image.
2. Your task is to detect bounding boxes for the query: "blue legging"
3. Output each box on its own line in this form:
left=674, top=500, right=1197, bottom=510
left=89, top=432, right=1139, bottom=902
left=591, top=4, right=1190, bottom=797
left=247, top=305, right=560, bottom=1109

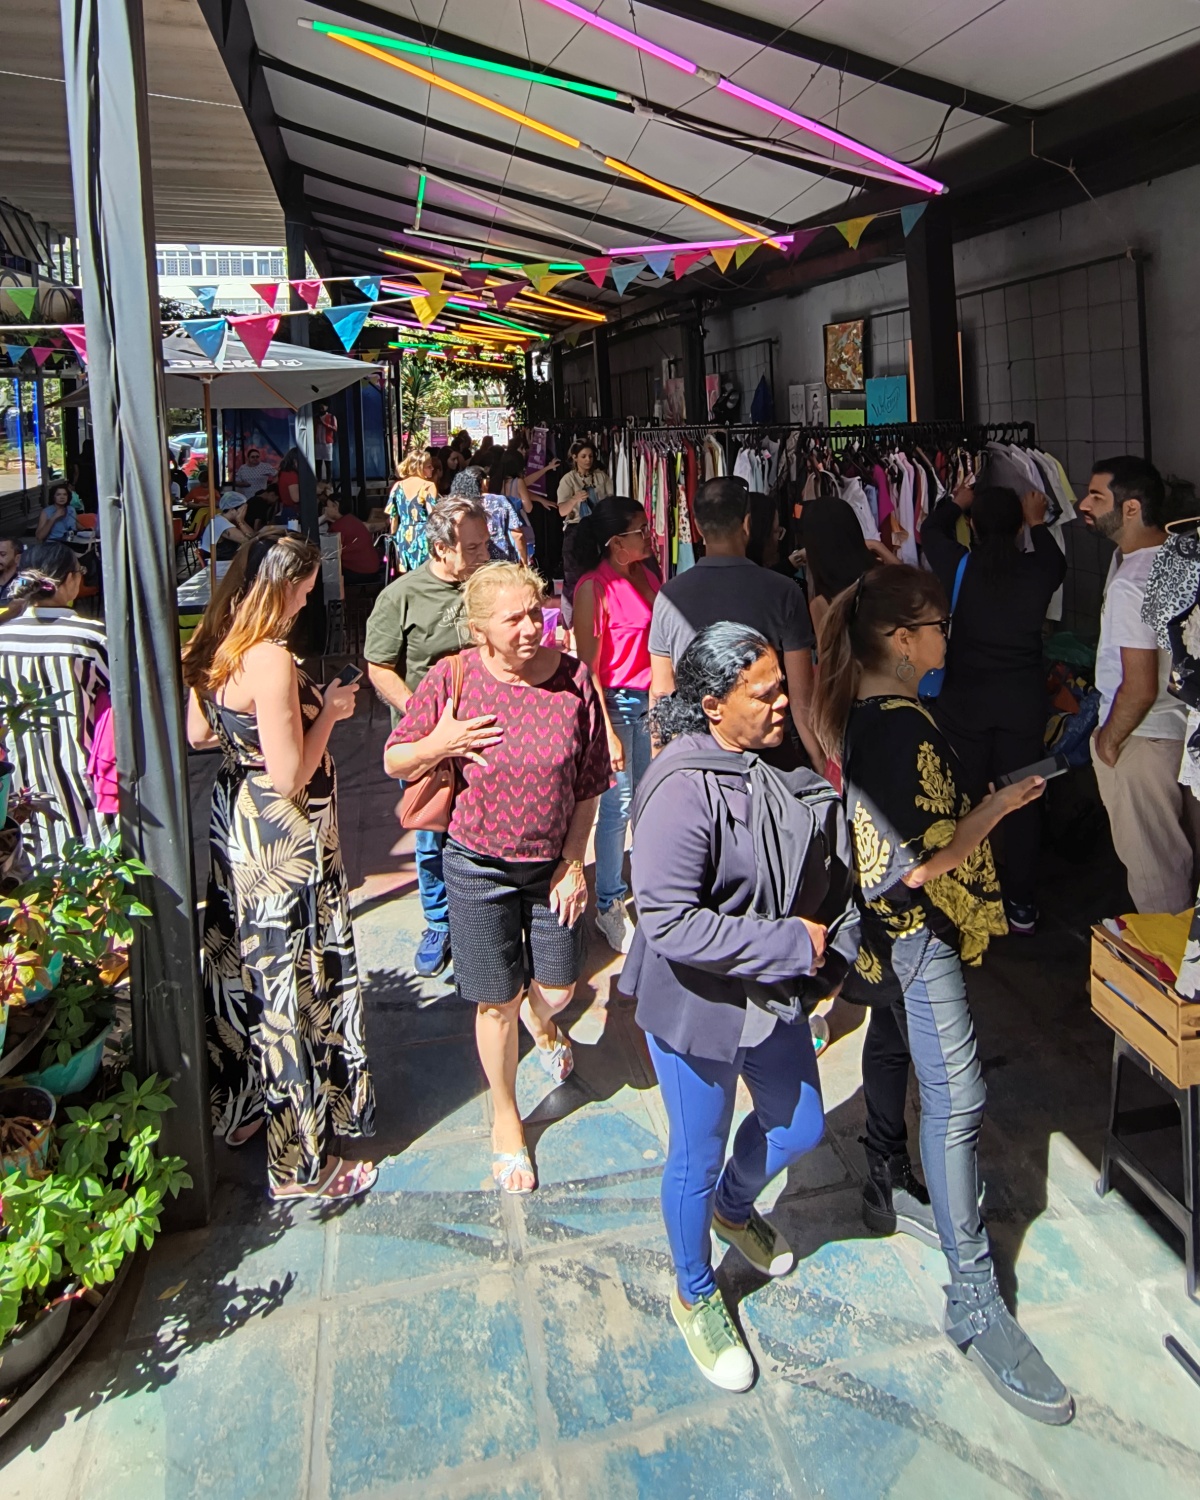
left=647, top=1020, right=825, bottom=1303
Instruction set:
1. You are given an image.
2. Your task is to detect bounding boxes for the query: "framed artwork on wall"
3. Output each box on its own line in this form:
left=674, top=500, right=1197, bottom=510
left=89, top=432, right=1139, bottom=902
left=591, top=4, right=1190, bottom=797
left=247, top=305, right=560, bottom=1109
left=824, top=319, right=865, bottom=392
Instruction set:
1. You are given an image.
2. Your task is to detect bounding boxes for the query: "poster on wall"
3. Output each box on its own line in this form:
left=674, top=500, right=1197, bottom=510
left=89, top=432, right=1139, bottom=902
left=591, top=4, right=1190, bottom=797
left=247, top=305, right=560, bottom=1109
left=788, top=384, right=804, bottom=422
left=450, top=406, right=514, bottom=444
left=823, top=320, right=865, bottom=392
left=705, top=373, right=722, bottom=418
left=429, top=415, right=449, bottom=445
left=664, top=378, right=686, bottom=423
left=805, top=383, right=827, bottom=427
left=865, top=376, right=908, bottom=425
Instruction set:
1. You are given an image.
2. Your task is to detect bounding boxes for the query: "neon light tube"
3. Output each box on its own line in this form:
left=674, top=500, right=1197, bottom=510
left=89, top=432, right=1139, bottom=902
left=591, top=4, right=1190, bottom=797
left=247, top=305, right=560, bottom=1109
left=305, top=19, right=622, bottom=101
left=602, top=234, right=792, bottom=256
left=537, top=0, right=696, bottom=74
left=510, top=300, right=606, bottom=323
left=535, top=0, right=944, bottom=195
left=715, top=80, right=945, bottom=196
left=602, top=158, right=782, bottom=248
left=472, top=311, right=547, bottom=336
left=330, top=35, right=583, bottom=149
left=469, top=261, right=585, bottom=271
left=413, top=171, right=427, bottom=232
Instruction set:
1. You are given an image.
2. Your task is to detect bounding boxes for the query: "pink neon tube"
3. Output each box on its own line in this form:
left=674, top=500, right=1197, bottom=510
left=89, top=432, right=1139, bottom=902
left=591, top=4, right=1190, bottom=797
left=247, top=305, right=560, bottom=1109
left=536, top=0, right=944, bottom=195
left=602, top=233, right=796, bottom=255
left=539, top=0, right=696, bottom=74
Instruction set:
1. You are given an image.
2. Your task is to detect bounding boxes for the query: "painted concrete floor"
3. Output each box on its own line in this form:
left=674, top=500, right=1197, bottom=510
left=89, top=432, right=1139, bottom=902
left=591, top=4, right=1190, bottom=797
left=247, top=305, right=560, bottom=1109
left=3, top=704, right=1200, bottom=1498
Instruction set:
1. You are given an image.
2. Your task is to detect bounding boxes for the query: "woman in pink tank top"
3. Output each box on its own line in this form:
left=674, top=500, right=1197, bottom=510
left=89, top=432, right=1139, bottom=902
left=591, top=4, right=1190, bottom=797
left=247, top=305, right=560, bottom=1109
left=569, top=496, right=660, bottom=954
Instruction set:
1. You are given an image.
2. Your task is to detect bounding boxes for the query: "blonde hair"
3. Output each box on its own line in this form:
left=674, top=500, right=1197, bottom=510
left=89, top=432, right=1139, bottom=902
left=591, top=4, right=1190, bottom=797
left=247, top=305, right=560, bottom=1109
left=181, top=526, right=289, bottom=690
left=397, top=450, right=426, bottom=480
left=463, top=561, right=546, bottom=630
left=183, top=533, right=320, bottom=694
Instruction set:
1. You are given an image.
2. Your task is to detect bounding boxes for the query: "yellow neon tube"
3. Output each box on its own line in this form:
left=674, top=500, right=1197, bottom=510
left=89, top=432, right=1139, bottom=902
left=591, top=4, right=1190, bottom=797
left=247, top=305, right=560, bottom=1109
left=333, top=35, right=583, bottom=149
left=602, top=157, right=782, bottom=248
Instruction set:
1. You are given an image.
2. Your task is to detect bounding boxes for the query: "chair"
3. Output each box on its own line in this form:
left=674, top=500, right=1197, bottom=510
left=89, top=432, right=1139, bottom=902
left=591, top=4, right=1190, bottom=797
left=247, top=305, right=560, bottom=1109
left=75, top=512, right=98, bottom=531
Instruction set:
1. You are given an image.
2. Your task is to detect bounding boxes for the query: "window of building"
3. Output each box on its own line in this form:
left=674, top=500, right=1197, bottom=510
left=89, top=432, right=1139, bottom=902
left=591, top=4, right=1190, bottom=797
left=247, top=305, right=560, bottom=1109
left=270, top=256, right=284, bottom=276
left=191, top=256, right=203, bottom=275
left=257, top=255, right=270, bottom=275
left=205, top=255, right=217, bottom=276
left=241, top=256, right=254, bottom=275
left=218, top=255, right=230, bottom=276
left=156, top=257, right=164, bottom=275
left=165, top=256, right=178, bottom=276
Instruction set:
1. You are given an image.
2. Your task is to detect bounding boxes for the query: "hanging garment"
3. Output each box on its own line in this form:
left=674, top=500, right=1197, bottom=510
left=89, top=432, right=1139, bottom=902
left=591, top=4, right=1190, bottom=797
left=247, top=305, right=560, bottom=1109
left=839, top=476, right=881, bottom=542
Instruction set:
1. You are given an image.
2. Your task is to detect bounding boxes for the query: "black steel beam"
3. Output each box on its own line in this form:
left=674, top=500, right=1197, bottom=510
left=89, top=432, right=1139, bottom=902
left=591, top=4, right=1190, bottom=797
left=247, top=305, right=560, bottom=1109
left=260, top=54, right=789, bottom=232
left=632, top=0, right=1030, bottom=123
left=59, top=0, right=214, bottom=1227
left=905, top=199, right=962, bottom=422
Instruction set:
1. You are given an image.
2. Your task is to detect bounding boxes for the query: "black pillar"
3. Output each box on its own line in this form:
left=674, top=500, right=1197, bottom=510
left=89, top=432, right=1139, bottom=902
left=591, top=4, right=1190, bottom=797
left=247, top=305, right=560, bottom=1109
left=333, top=389, right=352, bottom=506
left=551, top=342, right=566, bottom=420
left=285, top=207, right=325, bottom=653
left=905, top=199, right=962, bottom=422
left=60, top=0, right=214, bottom=1226
left=593, top=327, right=612, bottom=421
left=684, top=307, right=706, bottom=426
left=394, top=353, right=405, bottom=458
left=351, top=383, right=366, bottom=514
left=62, top=374, right=80, bottom=480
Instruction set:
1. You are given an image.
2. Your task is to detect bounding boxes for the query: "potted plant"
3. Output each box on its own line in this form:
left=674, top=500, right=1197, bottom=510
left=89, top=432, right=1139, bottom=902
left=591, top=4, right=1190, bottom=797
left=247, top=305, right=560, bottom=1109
left=0, top=679, right=68, bottom=834
left=0, top=1071, right=191, bottom=1392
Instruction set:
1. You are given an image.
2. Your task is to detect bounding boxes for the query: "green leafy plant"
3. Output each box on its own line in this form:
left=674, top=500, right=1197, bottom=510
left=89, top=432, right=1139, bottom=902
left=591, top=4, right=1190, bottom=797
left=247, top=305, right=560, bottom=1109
left=0, top=1072, right=191, bottom=1344
left=14, top=836, right=151, bottom=969
left=36, top=978, right=115, bottom=1070
left=0, top=941, right=50, bottom=1010
left=0, top=678, right=71, bottom=744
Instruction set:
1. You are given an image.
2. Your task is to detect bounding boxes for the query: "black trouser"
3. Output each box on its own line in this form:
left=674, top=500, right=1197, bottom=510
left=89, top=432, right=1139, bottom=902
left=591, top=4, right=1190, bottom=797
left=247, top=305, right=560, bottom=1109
left=936, top=684, right=1045, bottom=908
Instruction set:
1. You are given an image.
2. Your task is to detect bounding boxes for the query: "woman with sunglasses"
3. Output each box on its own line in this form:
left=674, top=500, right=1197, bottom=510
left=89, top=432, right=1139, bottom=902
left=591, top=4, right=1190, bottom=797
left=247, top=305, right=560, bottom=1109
left=812, top=565, right=1073, bottom=1427
left=569, top=497, right=660, bottom=954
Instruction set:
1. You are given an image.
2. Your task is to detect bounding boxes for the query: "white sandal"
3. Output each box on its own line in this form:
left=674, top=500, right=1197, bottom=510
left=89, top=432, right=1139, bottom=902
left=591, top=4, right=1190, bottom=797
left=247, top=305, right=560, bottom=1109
left=492, top=1147, right=536, bottom=1195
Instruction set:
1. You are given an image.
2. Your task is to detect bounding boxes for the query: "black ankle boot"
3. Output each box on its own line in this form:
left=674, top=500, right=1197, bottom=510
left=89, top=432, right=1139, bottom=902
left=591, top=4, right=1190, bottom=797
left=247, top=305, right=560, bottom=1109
left=944, top=1276, right=1075, bottom=1425
left=861, top=1142, right=940, bottom=1249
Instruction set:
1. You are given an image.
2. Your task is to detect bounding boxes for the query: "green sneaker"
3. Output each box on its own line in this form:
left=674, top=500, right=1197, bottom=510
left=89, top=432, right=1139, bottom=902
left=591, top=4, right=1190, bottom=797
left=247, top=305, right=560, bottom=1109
left=713, top=1207, right=795, bottom=1278
left=669, top=1286, right=755, bottom=1392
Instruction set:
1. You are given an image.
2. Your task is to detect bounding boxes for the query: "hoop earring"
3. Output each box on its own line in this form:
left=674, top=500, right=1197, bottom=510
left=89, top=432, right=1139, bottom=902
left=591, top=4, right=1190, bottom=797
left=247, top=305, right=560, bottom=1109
left=896, top=655, right=916, bottom=683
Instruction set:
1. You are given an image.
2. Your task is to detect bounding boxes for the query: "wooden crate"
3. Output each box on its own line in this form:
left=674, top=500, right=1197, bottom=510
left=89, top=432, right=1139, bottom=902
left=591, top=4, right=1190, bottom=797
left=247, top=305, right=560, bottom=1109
left=1090, top=927, right=1200, bottom=1089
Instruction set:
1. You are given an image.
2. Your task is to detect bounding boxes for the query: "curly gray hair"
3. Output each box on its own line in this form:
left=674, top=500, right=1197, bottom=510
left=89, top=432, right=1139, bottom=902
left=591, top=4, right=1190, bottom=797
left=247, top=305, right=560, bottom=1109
left=425, top=495, right=487, bottom=557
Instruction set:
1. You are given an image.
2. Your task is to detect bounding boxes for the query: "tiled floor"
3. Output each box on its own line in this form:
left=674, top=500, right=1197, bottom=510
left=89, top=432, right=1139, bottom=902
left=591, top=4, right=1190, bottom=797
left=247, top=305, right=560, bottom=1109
left=3, top=705, right=1200, bottom=1498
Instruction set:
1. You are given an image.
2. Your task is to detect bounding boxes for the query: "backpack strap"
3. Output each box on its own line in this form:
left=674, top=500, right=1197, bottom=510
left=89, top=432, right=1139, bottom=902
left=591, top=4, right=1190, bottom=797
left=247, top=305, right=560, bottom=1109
left=950, top=551, right=968, bottom=613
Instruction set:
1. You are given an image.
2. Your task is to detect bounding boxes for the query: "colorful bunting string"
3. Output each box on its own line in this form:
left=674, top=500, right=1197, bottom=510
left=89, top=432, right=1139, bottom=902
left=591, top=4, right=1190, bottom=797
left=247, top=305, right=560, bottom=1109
left=733, top=241, right=759, bottom=269
left=836, top=216, right=876, bottom=251
left=673, top=251, right=707, bottom=279
left=582, top=257, right=611, bottom=289
left=412, top=293, right=451, bottom=325
left=189, top=284, right=219, bottom=313
left=611, top=261, right=643, bottom=296
left=900, top=202, right=928, bottom=237
left=31, top=346, right=54, bottom=368
left=536, top=273, right=575, bottom=296
left=645, top=252, right=673, bottom=280
left=459, top=269, right=490, bottom=290
left=710, top=246, right=735, bottom=274
left=415, top=272, right=446, bottom=296
left=6, top=287, right=37, bottom=319
left=228, top=313, right=280, bottom=365
left=250, top=281, right=280, bottom=310
left=521, top=262, right=552, bottom=284
left=180, top=317, right=230, bottom=365
left=352, top=276, right=383, bottom=300
left=62, top=325, right=88, bottom=363
left=492, top=282, right=525, bottom=310
left=325, top=303, right=373, bottom=352
left=5, top=346, right=24, bottom=365
left=291, top=279, right=324, bottom=309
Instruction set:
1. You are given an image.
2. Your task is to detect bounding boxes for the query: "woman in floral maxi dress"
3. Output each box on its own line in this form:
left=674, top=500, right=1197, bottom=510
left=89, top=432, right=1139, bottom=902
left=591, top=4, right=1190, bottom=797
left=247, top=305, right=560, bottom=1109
left=183, top=534, right=376, bottom=1201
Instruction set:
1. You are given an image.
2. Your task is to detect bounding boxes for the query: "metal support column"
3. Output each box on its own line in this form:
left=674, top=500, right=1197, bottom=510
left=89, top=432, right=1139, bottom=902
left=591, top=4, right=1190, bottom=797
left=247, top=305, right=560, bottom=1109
left=593, top=327, right=612, bottom=422
left=683, top=307, right=706, bottom=426
left=350, top=382, right=366, bottom=515
left=904, top=198, right=962, bottom=422
left=62, top=374, right=80, bottom=481
left=550, top=342, right=566, bottom=420
left=334, top=389, right=352, bottom=506
left=285, top=206, right=325, bottom=653
left=59, top=0, right=214, bottom=1226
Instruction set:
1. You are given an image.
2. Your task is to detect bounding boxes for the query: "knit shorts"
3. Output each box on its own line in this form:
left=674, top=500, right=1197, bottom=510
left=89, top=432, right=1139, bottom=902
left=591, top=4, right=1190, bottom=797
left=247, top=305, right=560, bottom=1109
left=441, top=839, right=585, bottom=1005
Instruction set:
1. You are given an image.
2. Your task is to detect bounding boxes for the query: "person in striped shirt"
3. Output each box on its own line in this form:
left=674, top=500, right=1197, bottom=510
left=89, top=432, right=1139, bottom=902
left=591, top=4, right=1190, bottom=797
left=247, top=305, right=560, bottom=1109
left=0, top=542, right=113, bottom=866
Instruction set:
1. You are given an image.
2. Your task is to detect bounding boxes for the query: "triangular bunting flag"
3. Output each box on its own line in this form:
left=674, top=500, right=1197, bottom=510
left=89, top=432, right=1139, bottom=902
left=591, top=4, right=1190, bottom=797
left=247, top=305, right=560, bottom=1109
left=292, top=278, right=323, bottom=309
left=836, top=215, right=876, bottom=251
left=565, top=330, right=581, bottom=349
left=710, top=246, right=735, bottom=274
left=582, top=257, right=611, bottom=289
left=492, top=281, right=525, bottom=310
left=900, top=202, right=929, bottom=238
left=611, top=260, right=643, bottom=296
left=521, top=262, right=551, bottom=284
left=734, top=241, right=760, bottom=269
left=5, top=346, right=25, bottom=365
left=62, top=325, right=88, bottom=363
left=673, top=250, right=707, bottom=279
left=352, top=276, right=382, bottom=300
left=411, top=293, right=450, bottom=326
left=784, top=229, right=821, bottom=261
left=459, top=269, right=490, bottom=289
left=645, top=252, right=673, bottom=280
left=31, top=346, right=53, bottom=368
left=536, top=273, right=574, bottom=296
left=189, top=284, right=219, bottom=313
left=229, top=313, right=280, bottom=365
left=326, top=303, right=372, bottom=352
left=181, top=317, right=229, bottom=365
left=415, top=272, right=445, bottom=297
left=6, top=286, right=37, bottom=319
left=250, top=282, right=280, bottom=311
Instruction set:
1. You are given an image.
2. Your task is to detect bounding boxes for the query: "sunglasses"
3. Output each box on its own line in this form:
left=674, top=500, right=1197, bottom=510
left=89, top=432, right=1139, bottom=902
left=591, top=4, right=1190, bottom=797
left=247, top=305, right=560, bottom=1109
left=615, top=523, right=651, bottom=540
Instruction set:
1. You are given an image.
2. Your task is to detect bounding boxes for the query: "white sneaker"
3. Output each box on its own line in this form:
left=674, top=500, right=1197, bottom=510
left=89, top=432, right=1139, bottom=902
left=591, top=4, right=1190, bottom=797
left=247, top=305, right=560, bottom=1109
left=596, top=902, right=633, bottom=954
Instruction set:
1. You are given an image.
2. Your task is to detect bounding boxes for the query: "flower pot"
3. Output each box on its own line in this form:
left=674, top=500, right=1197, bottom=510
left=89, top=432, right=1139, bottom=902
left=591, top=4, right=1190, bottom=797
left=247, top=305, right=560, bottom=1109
left=0, top=1084, right=56, bottom=1175
left=25, top=1020, right=113, bottom=1098
left=23, top=951, right=64, bottom=1007
left=0, top=1298, right=72, bottom=1394
left=0, top=762, right=11, bottom=828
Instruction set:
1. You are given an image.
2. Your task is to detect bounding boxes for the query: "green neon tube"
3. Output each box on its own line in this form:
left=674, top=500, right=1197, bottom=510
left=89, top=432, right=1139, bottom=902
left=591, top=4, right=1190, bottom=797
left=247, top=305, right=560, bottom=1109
left=470, top=309, right=548, bottom=336
left=310, top=21, right=620, bottom=101
left=469, top=261, right=585, bottom=271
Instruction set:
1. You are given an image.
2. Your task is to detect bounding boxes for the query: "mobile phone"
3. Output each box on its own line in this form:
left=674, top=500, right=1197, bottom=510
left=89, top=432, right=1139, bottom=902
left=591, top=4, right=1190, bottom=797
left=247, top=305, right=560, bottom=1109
left=996, top=754, right=1068, bottom=788
left=333, top=663, right=363, bottom=687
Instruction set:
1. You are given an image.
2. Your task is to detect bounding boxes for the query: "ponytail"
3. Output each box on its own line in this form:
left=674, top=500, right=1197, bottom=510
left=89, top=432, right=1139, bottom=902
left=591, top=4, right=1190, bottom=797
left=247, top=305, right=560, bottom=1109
left=562, top=494, right=643, bottom=600
left=1, top=542, right=82, bottom=617
left=811, top=564, right=947, bottom=763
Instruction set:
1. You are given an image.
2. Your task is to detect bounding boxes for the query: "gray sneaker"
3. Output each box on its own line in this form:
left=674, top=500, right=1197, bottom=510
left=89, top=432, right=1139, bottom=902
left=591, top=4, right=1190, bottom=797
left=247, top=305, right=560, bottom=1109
left=670, top=1286, right=754, bottom=1392
left=595, top=902, right=633, bottom=954
left=713, top=1207, right=795, bottom=1277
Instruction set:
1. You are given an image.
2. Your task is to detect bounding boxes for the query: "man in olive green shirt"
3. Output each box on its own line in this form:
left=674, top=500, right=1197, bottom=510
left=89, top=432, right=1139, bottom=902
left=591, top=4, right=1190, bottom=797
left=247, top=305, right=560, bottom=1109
left=364, top=496, right=490, bottom=976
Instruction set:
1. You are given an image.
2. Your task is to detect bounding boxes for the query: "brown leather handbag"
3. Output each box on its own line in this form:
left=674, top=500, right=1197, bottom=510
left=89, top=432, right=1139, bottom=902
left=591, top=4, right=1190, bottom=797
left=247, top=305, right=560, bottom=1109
left=396, top=652, right=465, bottom=833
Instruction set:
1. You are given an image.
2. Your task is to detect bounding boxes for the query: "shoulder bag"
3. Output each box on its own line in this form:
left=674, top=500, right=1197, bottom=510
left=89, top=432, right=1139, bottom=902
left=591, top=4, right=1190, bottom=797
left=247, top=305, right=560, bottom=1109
left=396, top=652, right=465, bottom=833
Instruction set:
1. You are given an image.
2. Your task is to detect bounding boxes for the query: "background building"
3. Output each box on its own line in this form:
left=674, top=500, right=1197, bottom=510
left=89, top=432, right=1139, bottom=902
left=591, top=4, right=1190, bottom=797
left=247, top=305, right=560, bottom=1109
left=155, top=243, right=285, bottom=314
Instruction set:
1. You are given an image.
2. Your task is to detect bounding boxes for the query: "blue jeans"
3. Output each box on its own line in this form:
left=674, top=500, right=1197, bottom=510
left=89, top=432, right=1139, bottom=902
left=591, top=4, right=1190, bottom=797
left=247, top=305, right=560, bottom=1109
left=415, top=828, right=449, bottom=931
left=647, top=1021, right=825, bottom=1303
left=594, top=687, right=651, bottom=912
left=871, top=932, right=990, bottom=1282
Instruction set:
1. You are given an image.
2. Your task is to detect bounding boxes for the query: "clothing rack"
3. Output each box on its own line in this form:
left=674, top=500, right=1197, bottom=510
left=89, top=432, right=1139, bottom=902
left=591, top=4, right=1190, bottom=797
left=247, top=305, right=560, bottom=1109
left=621, top=420, right=1037, bottom=446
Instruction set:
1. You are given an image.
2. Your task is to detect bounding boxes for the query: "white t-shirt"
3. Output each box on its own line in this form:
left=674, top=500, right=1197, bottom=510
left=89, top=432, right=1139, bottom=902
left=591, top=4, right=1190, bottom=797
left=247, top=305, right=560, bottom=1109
left=1096, top=544, right=1186, bottom=740
left=235, top=461, right=276, bottom=497
left=199, top=514, right=234, bottom=555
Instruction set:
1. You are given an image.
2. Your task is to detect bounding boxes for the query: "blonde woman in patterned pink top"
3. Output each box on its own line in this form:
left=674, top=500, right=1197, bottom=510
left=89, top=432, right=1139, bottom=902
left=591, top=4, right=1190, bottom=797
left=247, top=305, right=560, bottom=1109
left=385, top=562, right=611, bottom=1195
